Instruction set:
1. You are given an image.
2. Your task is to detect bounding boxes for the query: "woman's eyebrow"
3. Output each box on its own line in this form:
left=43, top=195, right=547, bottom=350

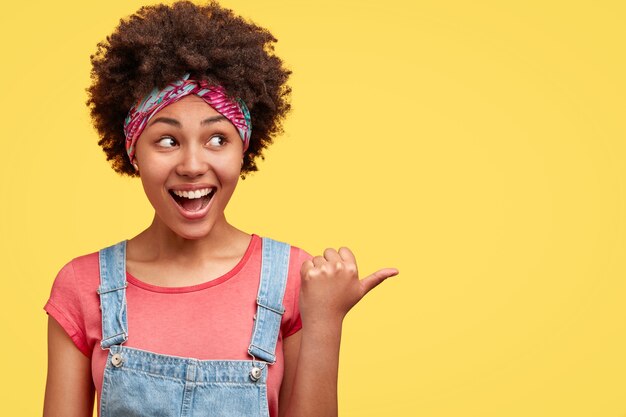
left=148, top=117, right=181, bottom=128
left=201, top=115, right=228, bottom=125
left=148, top=115, right=228, bottom=128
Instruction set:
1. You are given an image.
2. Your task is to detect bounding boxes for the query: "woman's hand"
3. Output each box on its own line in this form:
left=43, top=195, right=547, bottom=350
left=299, top=247, right=398, bottom=324
left=284, top=247, right=397, bottom=417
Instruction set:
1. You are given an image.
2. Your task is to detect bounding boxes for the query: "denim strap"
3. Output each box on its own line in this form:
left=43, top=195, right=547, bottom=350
left=247, top=237, right=291, bottom=364
left=98, top=241, right=129, bottom=349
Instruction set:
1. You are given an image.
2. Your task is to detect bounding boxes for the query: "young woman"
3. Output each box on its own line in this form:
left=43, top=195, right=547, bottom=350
left=42, top=2, right=398, bottom=416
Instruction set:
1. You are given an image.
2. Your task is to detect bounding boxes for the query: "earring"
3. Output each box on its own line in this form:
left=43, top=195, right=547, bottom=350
left=241, top=159, right=244, bottom=166
left=132, top=162, right=139, bottom=172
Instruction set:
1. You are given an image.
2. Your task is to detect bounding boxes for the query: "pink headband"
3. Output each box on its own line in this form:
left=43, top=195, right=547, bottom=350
left=123, top=73, right=252, bottom=165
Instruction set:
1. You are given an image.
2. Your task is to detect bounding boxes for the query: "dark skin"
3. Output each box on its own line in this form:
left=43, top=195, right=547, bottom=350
left=49, top=2, right=397, bottom=414
left=44, top=318, right=94, bottom=416
left=44, top=97, right=398, bottom=417
left=87, top=1, right=292, bottom=179
left=44, top=252, right=396, bottom=417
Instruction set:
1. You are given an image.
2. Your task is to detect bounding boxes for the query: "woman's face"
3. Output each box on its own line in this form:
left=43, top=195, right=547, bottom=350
left=133, top=95, right=244, bottom=240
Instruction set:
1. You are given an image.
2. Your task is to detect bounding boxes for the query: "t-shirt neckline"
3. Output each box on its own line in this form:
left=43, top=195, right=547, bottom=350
left=125, top=234, right=259, bottom=294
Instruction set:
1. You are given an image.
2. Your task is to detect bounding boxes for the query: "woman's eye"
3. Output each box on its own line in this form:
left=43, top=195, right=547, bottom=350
left=157, top=137, right=177, bottom=148
left=207, top=135, right=226, bottom=147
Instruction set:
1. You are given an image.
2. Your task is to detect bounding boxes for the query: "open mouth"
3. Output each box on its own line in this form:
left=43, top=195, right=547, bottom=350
left=169, top=188, right=215, bottom=212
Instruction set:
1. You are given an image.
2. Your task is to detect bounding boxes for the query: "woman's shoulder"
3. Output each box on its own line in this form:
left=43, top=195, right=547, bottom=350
left=255, top=235, right=312, bottom=262
left=61, top=250, right=99, bottom=273
left=54, top=245, right=111, bottom=288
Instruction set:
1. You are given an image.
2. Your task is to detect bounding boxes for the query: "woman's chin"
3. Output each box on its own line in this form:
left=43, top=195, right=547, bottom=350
left=170, top=224, right=216, bottom=241
left=151, top=214, right=220, bottom=241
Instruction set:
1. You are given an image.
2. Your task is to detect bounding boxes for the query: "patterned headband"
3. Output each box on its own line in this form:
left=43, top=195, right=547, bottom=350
left=123, top=73, right=252, bottom=165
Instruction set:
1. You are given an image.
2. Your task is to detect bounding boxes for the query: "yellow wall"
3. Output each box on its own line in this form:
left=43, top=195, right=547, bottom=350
left=1, top=0, right=625, bottom=415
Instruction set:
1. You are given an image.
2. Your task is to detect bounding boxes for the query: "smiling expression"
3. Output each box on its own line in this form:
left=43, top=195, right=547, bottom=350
left=133, top=95, right=244, bottom=240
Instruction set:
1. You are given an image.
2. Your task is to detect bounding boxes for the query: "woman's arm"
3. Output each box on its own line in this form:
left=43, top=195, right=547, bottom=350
left=281, top=315, right=342, bottom=417
left=281, top=247, right=398, bottom=417
left=43, top=316, right=95, bottom=417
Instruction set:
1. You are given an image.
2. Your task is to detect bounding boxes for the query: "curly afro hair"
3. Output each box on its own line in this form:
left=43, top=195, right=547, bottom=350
left=86, top=0, right=292, bottom=178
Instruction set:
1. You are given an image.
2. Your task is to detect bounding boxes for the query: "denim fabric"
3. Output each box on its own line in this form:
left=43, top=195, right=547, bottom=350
left=248, top=237, right=290, bottom=364
left=98, top=243, right=128, bottom=348
left=97, top=237, right=290, bottom=417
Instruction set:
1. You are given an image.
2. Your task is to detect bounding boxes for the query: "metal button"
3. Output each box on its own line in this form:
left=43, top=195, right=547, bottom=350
left=249, top=366, right=262, bottom=382
left=111, top=353, right=124, bottom=368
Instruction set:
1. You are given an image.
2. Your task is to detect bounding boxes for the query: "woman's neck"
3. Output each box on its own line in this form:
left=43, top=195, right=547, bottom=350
left=128, top=213, right=250, bottom=266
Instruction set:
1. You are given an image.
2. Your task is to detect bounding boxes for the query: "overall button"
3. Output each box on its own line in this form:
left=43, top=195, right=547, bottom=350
left=111, top=353, right=124, bottom=368
left=249, top=367, right=262, bottom=382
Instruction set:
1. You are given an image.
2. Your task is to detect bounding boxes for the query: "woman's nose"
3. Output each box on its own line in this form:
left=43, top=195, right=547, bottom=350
left=175, top=144, right=210, bottom=177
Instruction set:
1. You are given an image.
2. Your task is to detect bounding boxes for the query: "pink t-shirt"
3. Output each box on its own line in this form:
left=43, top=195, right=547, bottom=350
left=44, top=234, right=310, bottom=416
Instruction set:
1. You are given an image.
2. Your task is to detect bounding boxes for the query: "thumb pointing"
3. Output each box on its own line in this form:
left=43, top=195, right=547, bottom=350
left=361, top=268, right=399, bottom=295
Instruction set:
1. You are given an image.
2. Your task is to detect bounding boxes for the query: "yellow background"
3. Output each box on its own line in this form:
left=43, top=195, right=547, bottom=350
left=0, top=0, right=625, bottom=415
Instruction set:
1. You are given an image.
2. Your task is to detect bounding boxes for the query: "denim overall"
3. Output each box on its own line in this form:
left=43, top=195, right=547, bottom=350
left=97, top=237, right=291, bottom=417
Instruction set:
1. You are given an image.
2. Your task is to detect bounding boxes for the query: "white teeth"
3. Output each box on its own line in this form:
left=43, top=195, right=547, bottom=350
left=172, top=188, right=213, bottom=199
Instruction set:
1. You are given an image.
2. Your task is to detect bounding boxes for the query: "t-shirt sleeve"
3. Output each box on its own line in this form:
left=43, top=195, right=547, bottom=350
left=43, top=260, right=91, bottom=357
left=282, top=247, right=313, bottom=338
